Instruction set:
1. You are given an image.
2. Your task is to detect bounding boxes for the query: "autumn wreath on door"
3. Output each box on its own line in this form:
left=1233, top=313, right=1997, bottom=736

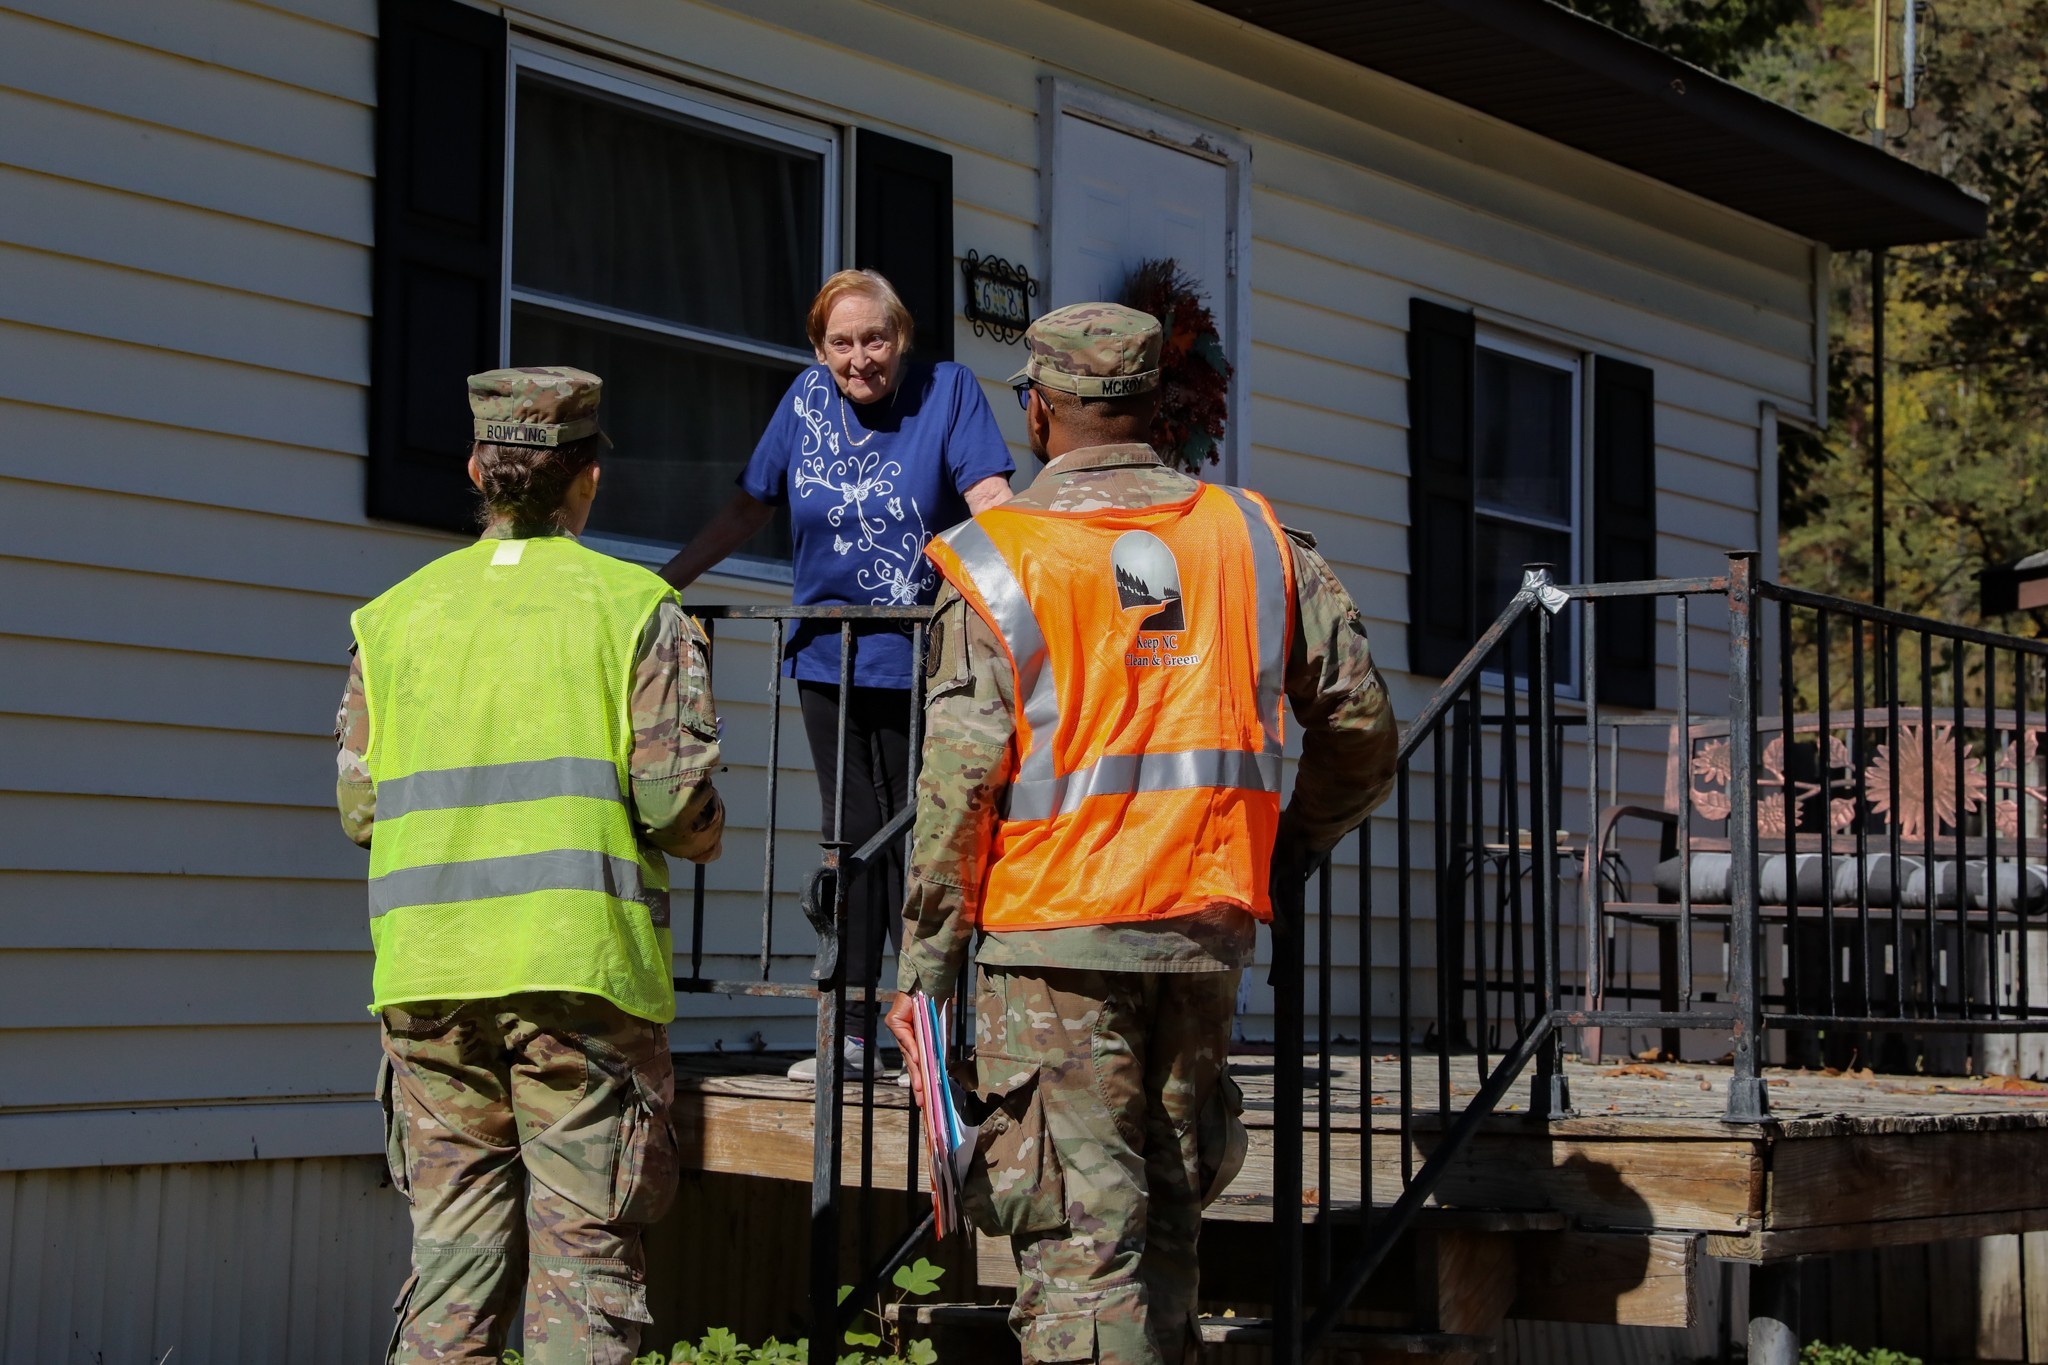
left=1119, top=258, right=1231, bottom=473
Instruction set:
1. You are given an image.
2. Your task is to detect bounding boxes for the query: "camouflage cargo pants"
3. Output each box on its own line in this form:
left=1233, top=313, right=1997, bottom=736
left=377, top=991, right=679, bottom=1365
left=966, top=967, right=1246, bottom=1365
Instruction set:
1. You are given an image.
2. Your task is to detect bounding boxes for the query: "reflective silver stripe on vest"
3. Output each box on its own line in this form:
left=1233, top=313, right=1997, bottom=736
left=1005, top=747, right=1283, bottom=822
left=947, top=489, right=1291, bottom=823
left=377, top=757, right=625, bottom=821
left=939, top=519, right=1061, bottom=788
left=1217, top=485, right=1289, bottom=744
left=368, top=848, right=668, bottom=926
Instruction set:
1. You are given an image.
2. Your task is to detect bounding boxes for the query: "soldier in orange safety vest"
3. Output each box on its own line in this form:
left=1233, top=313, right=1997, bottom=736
left=888, top=302, right=1398, bottom=1365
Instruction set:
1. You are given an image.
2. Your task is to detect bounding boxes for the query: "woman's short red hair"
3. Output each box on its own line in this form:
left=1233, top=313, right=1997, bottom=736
left=806, top=269, right=915, bottom=354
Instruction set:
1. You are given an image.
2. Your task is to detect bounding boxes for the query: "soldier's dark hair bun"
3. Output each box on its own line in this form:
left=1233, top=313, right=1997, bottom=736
left=472, top=435, right=602, bottom=532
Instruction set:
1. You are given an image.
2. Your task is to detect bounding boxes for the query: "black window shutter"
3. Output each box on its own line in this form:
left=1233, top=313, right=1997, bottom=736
left=369, top=0, right=508, bottom=532
left=854, top=129, right=955, bottom=363
left=1405, top=299, right=1478, bottom=677
left=1592, top=355, right=1659, bottom=708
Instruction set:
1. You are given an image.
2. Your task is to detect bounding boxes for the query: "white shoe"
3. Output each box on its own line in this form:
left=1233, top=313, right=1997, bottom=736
left=786, top=1038, right=891, bottom=1083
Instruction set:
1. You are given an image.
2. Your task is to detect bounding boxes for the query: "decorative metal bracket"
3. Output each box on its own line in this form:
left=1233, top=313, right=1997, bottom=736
left=1520, top=563, right=1570, bottom=616
left=961, top=250, right=1037, bottom=344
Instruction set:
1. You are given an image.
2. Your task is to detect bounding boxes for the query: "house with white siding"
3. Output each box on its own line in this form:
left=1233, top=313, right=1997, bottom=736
left=0, top=0, right=1982, bottom=1359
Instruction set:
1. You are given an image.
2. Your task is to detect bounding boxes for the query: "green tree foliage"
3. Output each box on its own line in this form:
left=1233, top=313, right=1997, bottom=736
left=1907, top=58, right=2048, bottom=394
left=1582, top=0, right=2048, bottom=638
left=1742, top=0, right=2048, bottom=639
left=1556, top=0, right=1813, bottom=76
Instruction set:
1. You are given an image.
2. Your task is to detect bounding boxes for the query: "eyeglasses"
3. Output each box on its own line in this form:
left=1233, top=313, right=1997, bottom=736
left=1012, top=381, right=1036, bottom=411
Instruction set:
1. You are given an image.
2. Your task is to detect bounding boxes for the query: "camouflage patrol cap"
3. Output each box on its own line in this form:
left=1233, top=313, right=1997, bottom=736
left=1007, top=302, right=1162, bottom=398
left=467, top=366, right=609, bottom=448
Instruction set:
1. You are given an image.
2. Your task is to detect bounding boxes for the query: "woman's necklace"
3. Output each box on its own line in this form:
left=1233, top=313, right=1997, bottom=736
left=838, top=381, right=897, bottom=449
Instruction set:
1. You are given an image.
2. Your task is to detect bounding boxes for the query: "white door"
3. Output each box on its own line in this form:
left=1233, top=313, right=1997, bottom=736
left=1051, top=113, right=1231, bottom=334
left=1050, top=113, right=1250, bottom=1029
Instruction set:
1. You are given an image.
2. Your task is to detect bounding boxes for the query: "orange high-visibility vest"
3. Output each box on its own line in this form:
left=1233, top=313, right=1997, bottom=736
left=925, top=481, right=1294, bottom=930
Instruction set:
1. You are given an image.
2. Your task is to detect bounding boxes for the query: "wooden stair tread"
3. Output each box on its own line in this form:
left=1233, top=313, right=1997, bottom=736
left=1203, top=1195, right=1568, bottom=1233
left=891, top=1304, right=1494, bottom=1352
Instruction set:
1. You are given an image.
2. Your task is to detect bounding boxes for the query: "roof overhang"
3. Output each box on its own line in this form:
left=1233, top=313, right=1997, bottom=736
left=1981, top=552, right=2048, bottom=616
left=1193, top=0, right=1987, bottom=249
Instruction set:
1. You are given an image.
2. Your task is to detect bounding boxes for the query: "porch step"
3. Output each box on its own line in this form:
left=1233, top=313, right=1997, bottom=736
left=891, top=1303, right=1495, bottom=1353
left=1202, top=1194, right=1569, bottom=1233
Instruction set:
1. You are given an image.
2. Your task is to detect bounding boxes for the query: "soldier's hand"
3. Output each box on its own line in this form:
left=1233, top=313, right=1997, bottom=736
left=1270, top=822, right=1315, bottom=896
left=885, top=991, right=926, bottom=1109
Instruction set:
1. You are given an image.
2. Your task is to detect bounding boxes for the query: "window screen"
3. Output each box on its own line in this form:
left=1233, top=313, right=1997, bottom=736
left=1475, top=344, right=1578, bottom=684
left=508, top=69, right=830, bottom=558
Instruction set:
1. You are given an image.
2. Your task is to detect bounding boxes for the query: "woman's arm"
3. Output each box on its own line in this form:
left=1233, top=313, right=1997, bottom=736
left=937, top=365, right=1015, bottom=517
left=655, top=490, right=776, bottom=590
left=962, top=474, right=1012, bottom=516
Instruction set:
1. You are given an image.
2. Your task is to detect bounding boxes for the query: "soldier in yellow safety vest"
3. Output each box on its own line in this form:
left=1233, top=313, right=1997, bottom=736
left=334, top=366, right=724, bottom=1365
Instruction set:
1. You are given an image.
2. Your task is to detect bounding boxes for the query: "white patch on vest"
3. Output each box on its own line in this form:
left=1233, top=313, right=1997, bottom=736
left=491, top=539, right=527, bottom=566
left=1111, top=530, right=1186, bottom=639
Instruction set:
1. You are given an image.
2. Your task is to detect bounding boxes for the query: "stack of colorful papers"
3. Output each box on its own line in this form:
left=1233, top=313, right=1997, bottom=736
left=908, top=990, right=978, bottom=1237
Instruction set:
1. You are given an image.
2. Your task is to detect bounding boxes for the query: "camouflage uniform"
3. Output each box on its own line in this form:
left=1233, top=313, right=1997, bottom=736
left=901, top=307, right=1397, bottom=1363
left=336, top=367, right=723, bottom=1365
left=376, top=993, right=679, bottom=1364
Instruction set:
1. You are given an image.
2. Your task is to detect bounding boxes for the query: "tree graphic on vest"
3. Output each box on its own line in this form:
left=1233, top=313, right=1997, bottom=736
left=1111, top=531, right=1186, bottom=632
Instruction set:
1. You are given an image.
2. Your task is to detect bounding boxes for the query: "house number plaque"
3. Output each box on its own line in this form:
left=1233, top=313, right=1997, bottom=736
left=961, top=251, right=1037, bottom=344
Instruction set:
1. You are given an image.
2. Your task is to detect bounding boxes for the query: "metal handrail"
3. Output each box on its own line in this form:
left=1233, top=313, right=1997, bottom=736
left=1277, top=555, right=2048, bottom=1358
left=668, top=603, right=933, bottom=1365
left=1278, top=571, right=1568, bottom=1358
left=675, top=564, right=2048, bottom=1363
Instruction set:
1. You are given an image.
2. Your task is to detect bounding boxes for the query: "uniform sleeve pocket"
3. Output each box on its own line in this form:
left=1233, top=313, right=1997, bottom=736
left=960, top=1056, right=1065, bottom=1236
left=1021, top=1309, right=1097, bottom=1361
left=1195, top=1069, right=1248, bottom=1208
left=376, top=1053, right=412, bottom=1203
left=680, top=636, right=720, bottom=743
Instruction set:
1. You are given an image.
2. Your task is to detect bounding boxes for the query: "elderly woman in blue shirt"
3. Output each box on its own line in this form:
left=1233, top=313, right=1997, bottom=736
left=661, top=269, right=1013, bottom=1079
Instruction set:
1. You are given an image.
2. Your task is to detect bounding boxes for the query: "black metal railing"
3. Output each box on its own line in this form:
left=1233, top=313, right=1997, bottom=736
left=673, top=560, right=2048, bottom=1364
left=667, top=604, right=936, bottom=1365
left=1746, top=575, right=2048, bottom=1037
left=1270, top=563, right=1593, bottom=1360
left=1269, top=553, right=2048, bottom=1360
left=1586, top=559, right=2048, bottom=1091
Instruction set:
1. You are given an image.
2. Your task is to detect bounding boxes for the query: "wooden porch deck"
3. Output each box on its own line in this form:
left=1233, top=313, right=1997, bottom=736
left=670, top=1048, right=2048, bottom=1332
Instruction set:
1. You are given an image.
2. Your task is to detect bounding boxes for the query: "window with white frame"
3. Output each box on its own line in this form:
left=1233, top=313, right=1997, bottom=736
left=1474, top=334, right=1580, bottom=685
left=1404, top=298, right=1658, bottom=705
left=505, top=50, right=839, bottom=560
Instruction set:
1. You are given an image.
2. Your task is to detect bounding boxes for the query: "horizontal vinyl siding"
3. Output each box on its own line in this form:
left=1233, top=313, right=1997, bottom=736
left=940, top=0, right=1799, bottom=1044
left=0, top=1158, right=407, bottom=1365
left=2, top=0, right=1811, bottom=1167
left=0, top=0, right=838, bottom=1175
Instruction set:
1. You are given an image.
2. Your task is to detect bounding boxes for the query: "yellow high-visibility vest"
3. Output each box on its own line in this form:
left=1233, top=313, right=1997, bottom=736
left=351, top=534, right=678, bottom=1022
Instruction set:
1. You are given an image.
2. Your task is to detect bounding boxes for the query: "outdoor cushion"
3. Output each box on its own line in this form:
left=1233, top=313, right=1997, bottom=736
left=1979, top=860, right=2048, bottom=911
left=1651, top=850, right=1729, bottom=902
left=1650, top=852, right=1822, bottom=904
left=1649, top=851, right=2048, bottom=910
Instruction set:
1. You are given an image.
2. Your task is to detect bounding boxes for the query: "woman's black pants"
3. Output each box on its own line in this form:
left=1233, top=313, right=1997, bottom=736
left=797, top=681, right=910, bottom=1040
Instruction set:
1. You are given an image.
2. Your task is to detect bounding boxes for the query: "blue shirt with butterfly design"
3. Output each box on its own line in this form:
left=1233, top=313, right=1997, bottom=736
left=741, top=358, right=1013, bottom=688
